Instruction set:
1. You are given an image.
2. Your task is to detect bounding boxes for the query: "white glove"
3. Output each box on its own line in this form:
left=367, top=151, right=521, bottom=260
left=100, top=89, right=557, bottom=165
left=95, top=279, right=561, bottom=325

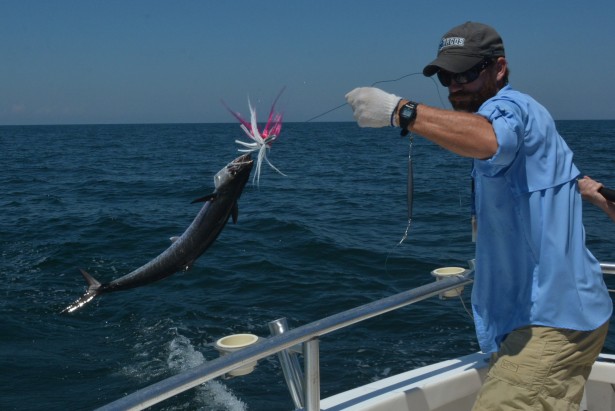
left=345, top=87, right=402, bottom=128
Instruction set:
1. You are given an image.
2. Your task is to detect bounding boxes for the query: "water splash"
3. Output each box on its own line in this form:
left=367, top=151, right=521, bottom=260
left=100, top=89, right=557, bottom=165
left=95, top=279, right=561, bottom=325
left=167, top=333, right=248, bottom=411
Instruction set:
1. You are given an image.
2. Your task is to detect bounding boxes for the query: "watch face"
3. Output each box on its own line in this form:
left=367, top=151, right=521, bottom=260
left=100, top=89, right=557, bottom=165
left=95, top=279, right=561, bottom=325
left=399, top=102, right=417, bottom=136
left=401, top=105, right=414, bottom=119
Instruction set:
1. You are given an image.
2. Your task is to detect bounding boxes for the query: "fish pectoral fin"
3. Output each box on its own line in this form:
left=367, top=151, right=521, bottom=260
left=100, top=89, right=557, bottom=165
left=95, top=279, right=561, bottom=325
left=191, top=193, right=216, bottom=204
left=231, top=202, right=239, bottom=223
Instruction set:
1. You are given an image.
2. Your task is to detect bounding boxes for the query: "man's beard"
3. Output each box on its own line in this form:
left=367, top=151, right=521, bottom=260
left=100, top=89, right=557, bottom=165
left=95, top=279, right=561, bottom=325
left=448, top=80, right=498, bottom=112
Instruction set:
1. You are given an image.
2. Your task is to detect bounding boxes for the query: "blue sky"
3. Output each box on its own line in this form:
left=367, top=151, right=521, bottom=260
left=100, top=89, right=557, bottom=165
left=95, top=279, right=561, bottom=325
left=1, top=0, right=614, bottom=125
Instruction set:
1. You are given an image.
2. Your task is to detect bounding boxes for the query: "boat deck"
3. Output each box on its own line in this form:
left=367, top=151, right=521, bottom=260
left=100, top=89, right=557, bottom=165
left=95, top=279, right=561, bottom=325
left=320, top=352, right=615, bottom=411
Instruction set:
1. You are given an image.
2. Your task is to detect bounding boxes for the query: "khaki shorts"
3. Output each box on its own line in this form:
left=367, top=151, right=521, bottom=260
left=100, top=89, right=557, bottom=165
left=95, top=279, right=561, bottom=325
left=472, top=322, right=609, bottom=411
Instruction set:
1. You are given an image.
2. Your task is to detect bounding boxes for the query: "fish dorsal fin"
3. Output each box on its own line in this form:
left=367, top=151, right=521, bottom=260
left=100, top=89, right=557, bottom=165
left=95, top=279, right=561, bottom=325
left=169, top=236, right=180, bottom=243
left=231, top=202, right=239, bottom=224
left=191, top=193, right=216, bottom=204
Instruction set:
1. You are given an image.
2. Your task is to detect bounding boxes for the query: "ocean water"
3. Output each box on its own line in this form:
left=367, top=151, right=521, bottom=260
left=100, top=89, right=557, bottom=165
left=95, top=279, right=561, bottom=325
left=1, top=121, right=615, bottom=411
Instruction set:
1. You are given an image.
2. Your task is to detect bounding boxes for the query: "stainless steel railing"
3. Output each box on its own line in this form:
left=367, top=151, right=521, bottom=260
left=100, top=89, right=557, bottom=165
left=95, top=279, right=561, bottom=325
left=602, top=262, right=615, bottom=275
left=94, top=263, right=615, bottom=411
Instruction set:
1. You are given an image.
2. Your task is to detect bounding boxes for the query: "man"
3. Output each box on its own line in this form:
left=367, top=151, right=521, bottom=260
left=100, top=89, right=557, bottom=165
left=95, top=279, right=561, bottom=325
left=346, top=22, right=612, bottom=410
left=579, top=176, right=615, bottom=222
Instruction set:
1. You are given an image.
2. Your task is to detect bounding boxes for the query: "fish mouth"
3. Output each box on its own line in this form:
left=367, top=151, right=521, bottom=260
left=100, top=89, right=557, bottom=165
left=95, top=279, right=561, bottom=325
left=214, top=154, right=254, bottom=189
left=228, top=153, right=254, bottom=173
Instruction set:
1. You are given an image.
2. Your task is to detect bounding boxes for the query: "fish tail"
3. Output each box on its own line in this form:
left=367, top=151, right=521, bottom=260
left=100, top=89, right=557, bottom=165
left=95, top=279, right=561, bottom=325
left=61, top=269, right=102, bottom=314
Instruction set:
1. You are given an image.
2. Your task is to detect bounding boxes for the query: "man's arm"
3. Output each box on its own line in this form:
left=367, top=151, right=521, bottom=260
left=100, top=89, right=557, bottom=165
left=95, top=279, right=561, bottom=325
left=396, top=99, right=498, bottom=160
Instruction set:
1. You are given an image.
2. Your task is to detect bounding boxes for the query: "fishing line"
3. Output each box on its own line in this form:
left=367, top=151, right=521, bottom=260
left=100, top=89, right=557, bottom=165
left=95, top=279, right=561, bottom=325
left=458, top=293, right=474, bottom=320
left=305, top=71, right=444, bottom=246
left=305, top=71, right=477, bottom=323
left=305, top=73, right=446, bottom=122
left=303, top=72, right=446, bottom=276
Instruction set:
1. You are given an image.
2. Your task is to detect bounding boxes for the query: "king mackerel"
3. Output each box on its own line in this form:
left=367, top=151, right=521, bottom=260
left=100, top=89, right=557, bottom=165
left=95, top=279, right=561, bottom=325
left=62, top=153, right=253, bottom=313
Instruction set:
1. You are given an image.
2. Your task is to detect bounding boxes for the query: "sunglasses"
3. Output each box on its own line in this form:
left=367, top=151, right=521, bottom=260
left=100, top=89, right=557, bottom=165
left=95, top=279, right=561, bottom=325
left=437, top=58, right=493, bottom=87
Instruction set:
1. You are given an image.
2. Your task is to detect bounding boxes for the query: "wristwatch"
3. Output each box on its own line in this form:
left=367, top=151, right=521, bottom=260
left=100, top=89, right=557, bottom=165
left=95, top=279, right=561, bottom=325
left=398, top=101, right=419, bottom=136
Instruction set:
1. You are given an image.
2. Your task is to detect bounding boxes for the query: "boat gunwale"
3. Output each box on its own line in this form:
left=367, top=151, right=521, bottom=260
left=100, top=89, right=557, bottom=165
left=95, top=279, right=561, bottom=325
left=95, top=264, right=615, bottom=411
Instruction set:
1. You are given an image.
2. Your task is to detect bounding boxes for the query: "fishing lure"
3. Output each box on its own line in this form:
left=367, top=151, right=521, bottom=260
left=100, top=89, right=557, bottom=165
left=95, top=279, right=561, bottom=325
left=223, top=88, right=286, bottom=185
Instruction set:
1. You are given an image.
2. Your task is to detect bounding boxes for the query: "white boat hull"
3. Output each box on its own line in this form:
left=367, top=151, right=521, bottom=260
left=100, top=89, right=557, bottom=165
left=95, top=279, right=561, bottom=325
left=320, top=352, right=615, bottom=411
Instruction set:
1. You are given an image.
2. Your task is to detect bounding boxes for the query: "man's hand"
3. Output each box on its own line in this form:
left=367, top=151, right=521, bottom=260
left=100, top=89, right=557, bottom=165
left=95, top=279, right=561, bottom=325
left=579, top=176, right=606, bottom=206
left=345, top=87, right=401, bottom=128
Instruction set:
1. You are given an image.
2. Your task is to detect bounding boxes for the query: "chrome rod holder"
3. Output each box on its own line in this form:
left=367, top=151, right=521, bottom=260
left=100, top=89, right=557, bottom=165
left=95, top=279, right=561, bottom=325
left=269, top=318, right=305, bottom=409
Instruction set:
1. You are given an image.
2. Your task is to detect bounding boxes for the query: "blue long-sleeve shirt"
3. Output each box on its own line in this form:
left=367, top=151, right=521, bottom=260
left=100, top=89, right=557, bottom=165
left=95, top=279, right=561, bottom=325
left=471, top=85, right=612, bottom=353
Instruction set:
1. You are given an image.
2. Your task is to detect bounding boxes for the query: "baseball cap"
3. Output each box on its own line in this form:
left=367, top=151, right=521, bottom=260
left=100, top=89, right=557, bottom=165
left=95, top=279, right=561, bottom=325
left=423, top=22, right=505, bottom=76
